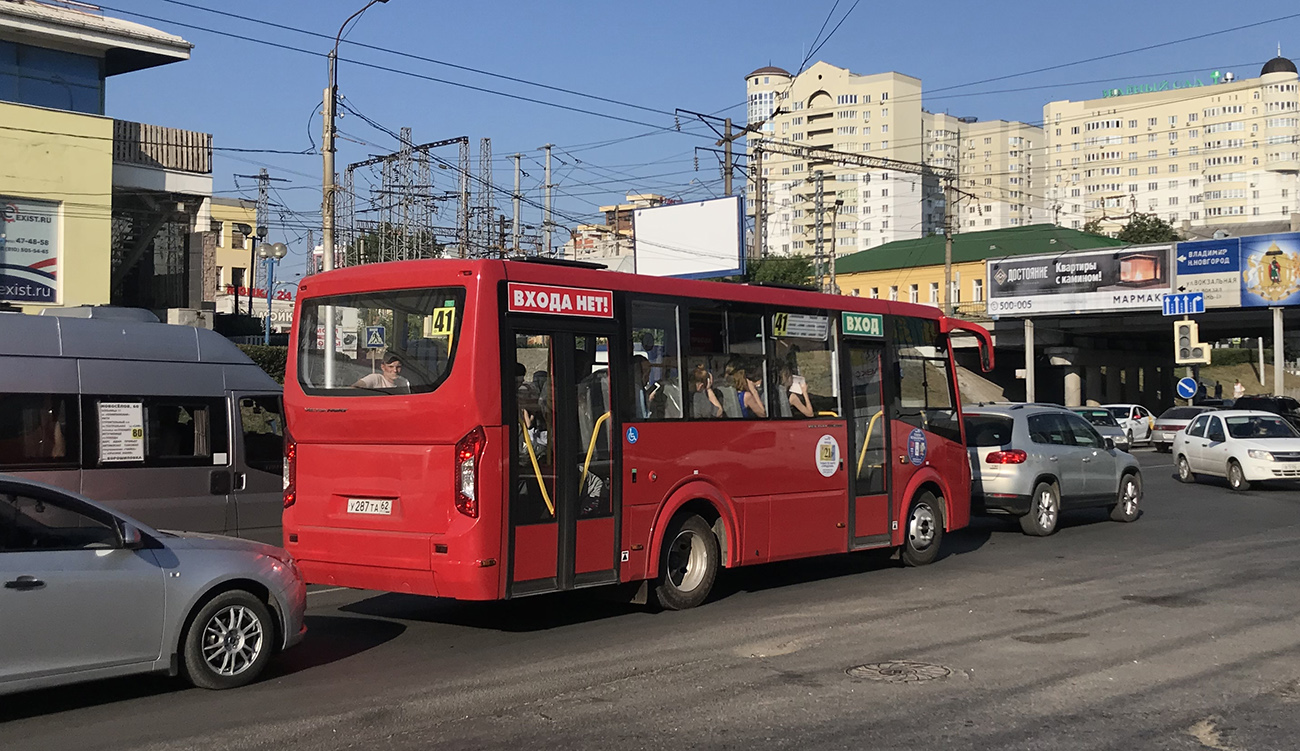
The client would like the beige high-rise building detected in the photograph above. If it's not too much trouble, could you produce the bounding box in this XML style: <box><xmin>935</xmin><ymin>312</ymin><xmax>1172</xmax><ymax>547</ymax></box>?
<box><xmin>745</xmin><ymin>62</ymin><xmax>936</xmax><ymax>258</ymax></box>
<box><xmin>744</xmin><ymin>62</ymin><xmax>1045</xmax><ymax>260</ymax></box>
<box><xmin>1044</xmin><ymin>55</ymin><xmax>1299</xmax><ymax>233</ymax></box>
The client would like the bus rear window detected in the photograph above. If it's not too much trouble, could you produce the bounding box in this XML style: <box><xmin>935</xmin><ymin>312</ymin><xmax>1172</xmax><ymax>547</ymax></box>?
<box><xmin>297</xmin><ymin>287</ymin><xmax>465</xmax><ymax>396</ymax></box>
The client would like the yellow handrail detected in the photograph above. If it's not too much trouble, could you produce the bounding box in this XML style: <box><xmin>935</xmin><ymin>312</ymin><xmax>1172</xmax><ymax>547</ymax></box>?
<box><xmin>580</xmin><ymin>412</ymin><xmax>611</xmax><ymax>491</ymax></box>
<box><xmin>856</xmin><ymin>410</ymin><xmax>884</xmax><ymax>475</ymax></box>
<box><xmin>520</xmin><ymin>411</ymin><xmax>555</xmax><ymax>516</ymax></box>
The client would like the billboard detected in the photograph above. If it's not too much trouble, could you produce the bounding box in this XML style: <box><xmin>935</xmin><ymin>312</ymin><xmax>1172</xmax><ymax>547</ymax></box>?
<box><xmin>632</xmin><ymin>195</ymin><xmax>743</xmax><ymax>279</ymax></box>
<box><xmin>0</xmin><ymin>196</ymin><xmax>60</xmax><ymax>304</ymax></box>
<box><xmin>1241</xmin><ymin>233</ymin><xmax>1300</xmax><ymax>307</ymax></box>
<box><xmin>1173</xmin><ymin>232</ymin><xmax>1300</xmax><ymax>309</ymax></box>
<box><xmin>986</xmin><ymin>245</ymin><xmax>1172</xmax><ymax>316</ymax></box>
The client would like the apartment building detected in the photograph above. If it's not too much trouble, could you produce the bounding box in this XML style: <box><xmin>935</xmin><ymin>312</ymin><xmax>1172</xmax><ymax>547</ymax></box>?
<box><xmin>745</xmin><ymin>62</ymin><xmax>934</xmax><ymax>258</ymax></box>
<box><xmin>744</xmin><ymin>62</ymin><xmax>1045</xmax><ymax>260</ymax></box>
<box><xmin>1044</xmin><ymin>55</ymin><xmax>1300</xmax><ymax>233</ymax></box>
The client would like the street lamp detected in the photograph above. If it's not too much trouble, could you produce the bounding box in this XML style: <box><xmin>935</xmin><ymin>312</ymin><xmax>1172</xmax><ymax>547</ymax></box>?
<box><xmin>257</xmin><ymin>242</ymin><xmax>288</xmax><ymax>345</ymax></box>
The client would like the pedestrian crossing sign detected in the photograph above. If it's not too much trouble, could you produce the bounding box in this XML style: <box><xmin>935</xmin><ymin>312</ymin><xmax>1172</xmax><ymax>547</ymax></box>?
<box><xmin>365</xmin><ymin>326</ymin><xmax>385</xmax><ymax>348</ymax></box>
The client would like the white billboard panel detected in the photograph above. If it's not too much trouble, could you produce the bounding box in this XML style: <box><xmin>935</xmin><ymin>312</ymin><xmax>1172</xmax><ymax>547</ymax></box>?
<box><xmin>986</xmin><ymin>244</ymin><xmax>1173</xmax><ymax>316</ymax></box>
<box><xmin>632</xmin><ymin>196</ymin><xmax>743</xmax><ymax>278</ymax></box>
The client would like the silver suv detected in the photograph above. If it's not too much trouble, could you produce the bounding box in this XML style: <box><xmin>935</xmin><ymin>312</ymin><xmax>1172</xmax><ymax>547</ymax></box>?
<box><xmin>964</xmin><ymin>404</ymin><xmax>1143</xmax><ymax>536</ymax></box>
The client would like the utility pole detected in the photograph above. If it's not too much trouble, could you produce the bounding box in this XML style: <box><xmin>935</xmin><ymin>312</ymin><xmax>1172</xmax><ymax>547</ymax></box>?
<box><xmin>829</xmin><ymin>199</ymin><xmax>843</xmax><ymax>294</ymax></box>
<box><xmin>253</xmin><ymin>169</ymin><xmax>269</xmax><ymax>316</ymax></box>
<box><xmin>943</xmin><ymin>175</ymin><xmax>954</xmax><ymax>316</ymax></box>
<box><xmin>813</xmin><ymin>169</ymin><xmax>825</xmax><ymax>292</ymax></box>
<box><xmin>512</xmin><ymin>153</ymin><xmax>522</xmax><ymax>254</ymax></box>
<box><xmin>723</xmin><ymin>118</ymin><xmax>733</xmax><ymax>196</ymax></box>
<box><xmin>540</xmin><ymin>143</ymin><xmax>553</xmax><ymax>256</ymax></box>
<box><xmin>753</xmin><ymin>146</ymin><xmax>765</xmax><ymax>258</ymax></box>
<box><xmin>498</xmin><ymin>214</ymin><xmax>507</xmax><ymax>259</ymax></box>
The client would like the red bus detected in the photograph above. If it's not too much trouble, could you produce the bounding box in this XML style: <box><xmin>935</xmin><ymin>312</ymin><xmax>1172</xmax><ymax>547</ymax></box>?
<box><xmin>283</xmin><ymin>258</ymin><xmax>993</xmax><ymax>609</ymax></box>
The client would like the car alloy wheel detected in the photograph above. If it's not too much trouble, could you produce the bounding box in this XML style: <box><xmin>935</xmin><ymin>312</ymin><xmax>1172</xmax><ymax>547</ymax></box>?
<box><xmin>201</xmin><ymin>604</ymin><xmax>265</xmax><ymax>678</ymax></box>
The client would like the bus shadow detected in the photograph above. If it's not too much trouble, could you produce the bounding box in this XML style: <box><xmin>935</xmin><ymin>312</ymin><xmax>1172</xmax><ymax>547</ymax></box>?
<box><xmin>262</xmin><ymin>614</ymin><xmax>406</xmax><ymax>679</ymax></box>
<box><xmin>0</xmin><ymin>615</ymin><xmax>403</xmax><ymax>722</ymax></box>
<box><xmin>340</xmin><ymin>591</ymin><xmax>646</xmax><ymax>632</ymax></box>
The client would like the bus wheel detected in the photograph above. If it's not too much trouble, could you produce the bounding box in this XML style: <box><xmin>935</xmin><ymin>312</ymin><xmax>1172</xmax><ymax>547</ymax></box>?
<box><xmin>900</xmin><ymin>492</ymin><xmax>944</xmax><ymax>567</ymax></box>
<box><xmin>654</xmin><ymin>514</ymin><xmax>720</xmax><ymax>610</ymax></box>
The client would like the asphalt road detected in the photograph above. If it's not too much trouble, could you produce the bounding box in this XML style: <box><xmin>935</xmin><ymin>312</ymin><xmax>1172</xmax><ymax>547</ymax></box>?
<box><xmin>5</xmin><ymin>450</ymin><xmax>1300</xmax><ymax>751</ymax></box>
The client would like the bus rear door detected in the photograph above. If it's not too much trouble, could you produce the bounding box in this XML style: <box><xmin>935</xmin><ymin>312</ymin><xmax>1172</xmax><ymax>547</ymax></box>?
<box><xmin>505</xmin><ymin>316</ymin><xmax>620</xmax><ymax>597</ymax></box>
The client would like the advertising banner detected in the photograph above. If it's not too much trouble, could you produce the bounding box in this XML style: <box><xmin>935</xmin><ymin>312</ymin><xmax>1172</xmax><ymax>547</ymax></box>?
<box><xmin>1173</xmin><ymin>238</ymin><xmax>1242</xmax><ymax>308</ymax></box>
<box><xmin>0</xmin><ymin>196</ymin><xmax>60</xmax><ymax>304</ymax></box>
<box><xmin>986</xmin><ymin>245</ymin><xmax>1172</xmax><ymax>316</ymax></box>
<box><xmin>1240</xmin><ymin>233</ymin><xmax>1300</xmax><ymax>308</ymax></box>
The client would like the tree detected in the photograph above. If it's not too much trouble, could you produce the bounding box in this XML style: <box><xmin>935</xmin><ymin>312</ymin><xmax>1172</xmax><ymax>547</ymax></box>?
<box><xmin>1115</xmin><ymin>212</ymin><xmax>1181</xmax><ymax>244</ymax></box>
<box><xmin>743</xmin><ymin>256</ymin><xmax>814</xmax><ymax>287</ymax></box>
<box><xmin>1081</xmin><ymin>218</ymin><xmax>1106</xmax><ymax>236</ymax></box>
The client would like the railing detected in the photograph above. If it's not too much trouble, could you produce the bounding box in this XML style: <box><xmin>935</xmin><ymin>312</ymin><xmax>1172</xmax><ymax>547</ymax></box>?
<box><xmin>113</xmin><ymin>120</ymin><xmax>212</xmax><ymax>174</ymax></box>
<box><xmin>952</xmin><ymin>301</ymin><xmax>991</xmax><ymax>320</ymax></box>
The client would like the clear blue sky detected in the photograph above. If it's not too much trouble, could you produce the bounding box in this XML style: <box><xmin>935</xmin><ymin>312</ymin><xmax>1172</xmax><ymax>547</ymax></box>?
<box><xmin>100</xmin><ymin>0</ymin><xmax>1300</xmax><ymax>276</ymax></box>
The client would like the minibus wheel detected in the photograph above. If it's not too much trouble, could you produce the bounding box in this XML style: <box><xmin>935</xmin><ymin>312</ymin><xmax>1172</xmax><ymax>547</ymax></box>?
<box><xmin>654</xmin><ymin>513</ymin><xmax>720</xmax><ymax>610</ymax></box>
<box><xmin>900</xmin><ymin>492</ymin><xmax>944</xmax><ymax>567</ymax></box>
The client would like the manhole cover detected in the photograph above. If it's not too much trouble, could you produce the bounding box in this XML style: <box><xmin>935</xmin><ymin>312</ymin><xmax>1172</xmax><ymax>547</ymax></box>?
<box><xmin>846</xmin><ymin>661</ymin><xmax>951</xmax><ymax>683</ymax></box>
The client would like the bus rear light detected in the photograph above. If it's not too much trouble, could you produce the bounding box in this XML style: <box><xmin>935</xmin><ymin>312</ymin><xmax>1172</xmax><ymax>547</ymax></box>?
<box><xmin>283</xmin><ymin>433</ymin><xmax>297</xmax><ymax>508</ymax></box>
<box><xmin>455</xmin><ymin>426</ymin><xmax>487</xmax><ymax>518</ymax></box>
<box><xmin>985</xmin><ymin>449</ymin><xmax>1028</xmax><ymax>464</ymax></box>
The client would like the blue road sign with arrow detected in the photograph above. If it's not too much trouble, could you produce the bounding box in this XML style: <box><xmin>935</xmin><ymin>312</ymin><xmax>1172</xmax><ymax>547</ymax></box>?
<box><xmin>1162</xmin><ymin>292</ymin><xmax>1204</xmax><ymax>316</ymax></box>
<box><xmin>1176</xmin><ymin>377</ymin><xmax>1199</xmax><ymax>400</ymax></box>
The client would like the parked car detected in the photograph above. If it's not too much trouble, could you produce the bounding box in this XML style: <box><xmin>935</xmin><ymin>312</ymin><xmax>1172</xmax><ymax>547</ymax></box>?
<box><xmin>1102</xmin><ymin>403</ymin><xmax>1157</xmax><ymax>447</ymax></box>
<box><xmin>1173</xmin><ymin>410</ymin><xmax>1300</xmax><ymax>491</ymax></box>
<box><xmin>1071</xmin><ymin>408</ymin><xmax>1131</xmax><ymax>452</ymax></box>
<box><xmin>1151</xmin><ymin>406</ymin><xmax>1214</xmax><ymax>453</ymax></box>
<box><xmin>1230</xmin><ymin>395</ymin><xmax>1300</xmax><ymax>431</ymax></box>
<box><xmin>0</xmin><ymin>476</ymin><xmax>305</xmax><ymax>696</ymax></box>
<box><xmin>964</xmin><ymin>404</ymin><xmax>1142</xmax><ymax>536</ymax></box>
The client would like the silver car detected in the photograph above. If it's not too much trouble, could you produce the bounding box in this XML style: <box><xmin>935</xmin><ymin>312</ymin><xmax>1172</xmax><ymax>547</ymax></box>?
<box><xmin>1151</xmin><ymin>406</ymin><xmax>1213</xmax><ymax>453</ymax></box>
<box><xmin>0</xmin><ymin>476</ymin><xmax>305</xmax><ymax>696</ymax></box>
<box><xmin>1071</xmin><ymin>407</ymin><xmax>1131</xmax><ymax>452</ymax></box>
<box><xmin>965</xmin><ymin>404</ymin><xmax>1142</xmax><ymax>536</ymax></box>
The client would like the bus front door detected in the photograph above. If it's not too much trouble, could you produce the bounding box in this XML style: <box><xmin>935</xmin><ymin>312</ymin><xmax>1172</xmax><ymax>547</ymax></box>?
<box><xmin>508</xmin><ymin>328</ymin><xmax>619</xmax><ymax>597</ymax></box>
<box><xmin>843</xmin><ymin>340</ymin><xmax>892</xmax><ymax>547</ymax></box>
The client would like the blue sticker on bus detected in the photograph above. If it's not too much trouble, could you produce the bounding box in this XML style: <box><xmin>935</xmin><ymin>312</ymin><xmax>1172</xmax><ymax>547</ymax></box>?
<box><xmin>626</xmin><ymin>426</ymin><xmax>639</xmax><ymax>444</ymax></box>
<box><xmin>907</xmin><ymin>428</ymin><xmax>927</xmax><ymax>466</ymax></box>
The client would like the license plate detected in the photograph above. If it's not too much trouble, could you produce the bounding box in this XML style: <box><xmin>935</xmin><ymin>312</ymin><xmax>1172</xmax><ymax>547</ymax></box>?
<box><xmin>347</xmin><ymin>498</ymin><xmax>393</xmax><ymax>515</ymax></box>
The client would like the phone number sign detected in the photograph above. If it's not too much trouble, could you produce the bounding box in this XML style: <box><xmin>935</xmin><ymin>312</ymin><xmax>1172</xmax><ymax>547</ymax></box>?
<box><xmin>1</xmin><ymin>196</ymin><xmax>60</xmax><ymax>304</ymax></box>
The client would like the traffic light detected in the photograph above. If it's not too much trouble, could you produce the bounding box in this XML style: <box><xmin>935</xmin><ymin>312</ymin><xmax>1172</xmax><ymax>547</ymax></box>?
<box><xmin>1173</xmin><ymin>320</ymin><xmax>1211</xmax><ymax>364</ymax></box>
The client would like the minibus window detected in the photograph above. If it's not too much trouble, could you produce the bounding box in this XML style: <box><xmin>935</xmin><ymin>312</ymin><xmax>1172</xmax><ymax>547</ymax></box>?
<box><xmin>0</xmin><ymin>394</ymin><xmax>79</xmax><ymax>470</ymax></box>
<box><xmin>297</xmin><ymin>287</ymin><xmax>465</xmax><ymax>397</ymax></box>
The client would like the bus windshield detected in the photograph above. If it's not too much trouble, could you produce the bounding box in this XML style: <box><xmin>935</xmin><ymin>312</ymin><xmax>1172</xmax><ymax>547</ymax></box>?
<box><xmin>296</xmin><ymin>287</ymin><xmax>465</xmax><ymax>396</ymax></box>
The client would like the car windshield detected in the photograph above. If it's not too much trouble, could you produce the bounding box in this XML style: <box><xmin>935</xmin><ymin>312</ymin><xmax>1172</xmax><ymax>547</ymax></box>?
<box><xmin>1106</xmin><ymin>407</ymin><xmax>1129</xmax><ymax>419</ymax></box>
<box><xmin>1074</xmin><ymin>409</ymin><xmax>1118</xmax><ymax>427</ymax></box>
<box><xmin>1224</xmin><ymin>416</ymin><xmax>1298</xmax><ymax>439</ymax></box>
<box><xmin>964</xmin><ymin>415</ymin><xmax>1013</xmax><ymax>447</ymax></box>
<box><xmin>1160</xmin><ymin>407</ymin><xmax>1205</xmax><ymax>420</ymax></box>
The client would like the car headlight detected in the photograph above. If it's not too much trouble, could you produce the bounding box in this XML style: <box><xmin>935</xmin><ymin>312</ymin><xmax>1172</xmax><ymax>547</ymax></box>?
<box><xmin>1247</xmin><ymin>450</ymin><xmax>1275</xmax><ymax>461</ymax></box>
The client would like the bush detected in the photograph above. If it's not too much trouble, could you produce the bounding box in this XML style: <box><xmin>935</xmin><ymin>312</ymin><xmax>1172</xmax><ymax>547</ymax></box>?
<box><xmin>1211</xmin><ymin>348</ymin><xmax>1273</xmax><ymax>366</ymax></box>
<box><xmin>237</xmin><ymin>345</ymin><xmax>288</xmax><ymax>384</ymax></box>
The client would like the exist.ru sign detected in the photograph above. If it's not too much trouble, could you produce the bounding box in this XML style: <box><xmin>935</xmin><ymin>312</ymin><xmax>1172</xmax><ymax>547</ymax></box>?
<box><xmin>1101</xmin><ymin>72</ymin><xmax>1222</xmax><ymax>99</ymax></box>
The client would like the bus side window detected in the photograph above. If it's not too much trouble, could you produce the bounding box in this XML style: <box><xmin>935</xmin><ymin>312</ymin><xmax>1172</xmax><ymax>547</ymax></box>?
<box><xmin>770</xmin><ymin>311</ymin><xmax>838</xmax><ymax>419</ymax></box>
<box><xmin>684</xmin><ymin>305</ymin><xmax>735</xmax><ymax>419</ymax></box>
<box><xmin>628</xmin><ymin>300</ymin><xmax>683</xmax><ymax>421</ymax></box>
<box><xmin>889</xmin><ymin>318</ymin><xmax>959</xmax><ymax>443</ymax></box>
<box><xmin>0</xmin><ymin>394</ymin><xmax>80</xmax><ymax>470</ymax></box>
<box><xmin>239</xmin><ymin>395</ymin><xmax>284</xmax><ymax>475</ymax></box>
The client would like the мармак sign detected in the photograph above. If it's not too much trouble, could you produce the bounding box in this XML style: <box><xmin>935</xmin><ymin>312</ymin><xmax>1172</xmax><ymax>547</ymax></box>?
<box><xmin>987</xmin><ymin>245</ymin><xmax>1173</xmax><ymax>316</ymax></box>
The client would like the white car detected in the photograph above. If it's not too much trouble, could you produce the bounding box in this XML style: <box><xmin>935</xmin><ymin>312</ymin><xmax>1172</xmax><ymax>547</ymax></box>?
<box><xmin>1173</xmin><ymin>410</ymin><xmax>1300</xmax><ymax>491</ymax></box>
<box><xmin>1103</xmin><ymin>403</ymin><xmax>1157</xmax><ymax>446</ymax></box>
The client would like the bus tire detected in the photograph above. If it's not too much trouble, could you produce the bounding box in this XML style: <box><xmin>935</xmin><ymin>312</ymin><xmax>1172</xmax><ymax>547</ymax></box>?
<box><xmin>653</xmin><ymin>513</ymin><xmax>719</xmax><ymax>611</ymax></box>
<box><xmin>900</xmin><ymin>491</ymin><xmax>944</xmax><ymax>567</ymax></box>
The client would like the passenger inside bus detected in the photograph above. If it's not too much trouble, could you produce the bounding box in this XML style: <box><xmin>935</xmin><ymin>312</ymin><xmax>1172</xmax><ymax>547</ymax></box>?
<box><xmin>689</xmin><ymin>364</ymin><xmax>724</xmax><ymax>418</ymax></box>
<box><xmin>737</xmin><ymin>361</ymin><xmax>768</xmax><ymax>419</ymax></box>
<box><xmin>778</xmin><ymin>363</ymin><xmax>815</xmax><ymax>418</ymax></box>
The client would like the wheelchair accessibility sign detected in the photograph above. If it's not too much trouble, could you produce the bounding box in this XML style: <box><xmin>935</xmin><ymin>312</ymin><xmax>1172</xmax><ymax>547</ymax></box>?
<box><xmin>365</xmin><ymin>326</ymin><xmax>385</xmax><ymax>348</ymax></box>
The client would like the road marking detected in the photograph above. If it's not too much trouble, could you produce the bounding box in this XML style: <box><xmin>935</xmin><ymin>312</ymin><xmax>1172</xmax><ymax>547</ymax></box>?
<box><xmin>1145</xmin><ymin>463</ymin><xmax>1173</xmax><ymax>468</ymax></box>
<box><xmin>306</xmin><ymin>586</ymin><xmax>350</xmax><ymax>596</ymax></box>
